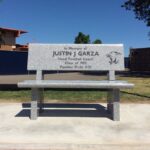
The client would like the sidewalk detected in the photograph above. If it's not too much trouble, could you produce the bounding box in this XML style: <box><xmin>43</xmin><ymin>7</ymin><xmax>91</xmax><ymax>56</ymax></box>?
<box><xmin>0</xmin><ymin>72</ymin><xmax>105</xmax><ymax>84</ymax></box>
<box><xmin>0</xmin><ymin>103</ymin><xmax>150</xmax><ymax>149</ymax></box>
<box><xmin>0</xmin><ymin>72</ymin><xmax>106</xmax><ymax>90</ymax></box>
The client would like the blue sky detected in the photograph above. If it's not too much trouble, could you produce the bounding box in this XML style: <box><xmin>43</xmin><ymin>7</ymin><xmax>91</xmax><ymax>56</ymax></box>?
<box><xmin>0</xmin><ymin>0</ymin><xmax>149</xmax><ymax>56</ymax></box>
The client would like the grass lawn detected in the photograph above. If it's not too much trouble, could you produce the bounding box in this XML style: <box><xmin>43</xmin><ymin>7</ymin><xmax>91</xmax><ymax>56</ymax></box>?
<box><xmin>0</xmin><ymin>75</ymin><xmax>149</xmax><ymax>103</ymax></box>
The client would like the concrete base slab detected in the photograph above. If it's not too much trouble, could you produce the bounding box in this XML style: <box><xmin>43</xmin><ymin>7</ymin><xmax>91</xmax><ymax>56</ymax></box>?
<box><xmin>0</xmin><ymin>103</ymin><xmax>150</xmax><ymax>149</ymax></box>
<box><xmin>0</xmin><ymin>143</ymin><xmax>150</xmax><ymax>150</ymax></box>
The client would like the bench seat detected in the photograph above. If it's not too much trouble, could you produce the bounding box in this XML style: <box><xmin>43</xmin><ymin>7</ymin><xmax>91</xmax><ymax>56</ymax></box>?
<box><xmin>18</xmin><ymin>80</ymin><xmax>134</xmax><ymax>89</ymax></box>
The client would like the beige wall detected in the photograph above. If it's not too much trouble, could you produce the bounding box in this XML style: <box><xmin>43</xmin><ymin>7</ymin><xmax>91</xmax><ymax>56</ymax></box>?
<box><xmin>0</xmin><ymin>45</ymin><xmax>13</xmax><ymax>50</ymax></box>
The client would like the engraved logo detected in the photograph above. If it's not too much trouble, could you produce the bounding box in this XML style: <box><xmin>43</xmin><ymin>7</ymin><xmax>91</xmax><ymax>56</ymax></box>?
<box><xmin>106</xmin><ymin>51</ymin><xmax>121</xmax><ymax>65</ymax></box>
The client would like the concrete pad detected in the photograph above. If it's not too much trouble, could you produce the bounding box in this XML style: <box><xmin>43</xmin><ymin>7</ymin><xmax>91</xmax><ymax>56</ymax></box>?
<box><xmin>0</xmin><ymin>103</ymin><xmax>150</xmax><ymax>150</ymax></box>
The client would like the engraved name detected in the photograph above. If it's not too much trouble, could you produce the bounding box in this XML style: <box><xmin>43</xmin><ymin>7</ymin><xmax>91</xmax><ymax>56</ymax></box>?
<box><xmin>52</xmin><ymin>51</ymin><xmax>99</xmax><ymax>57</ymax></box>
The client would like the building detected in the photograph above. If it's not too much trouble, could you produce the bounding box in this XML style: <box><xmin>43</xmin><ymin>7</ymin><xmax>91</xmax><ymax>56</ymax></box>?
<box><xmin>124</xmin><ymin>57</ymin><xmax>129</xmax><ymax>68</ymax></box>
<box><xmin>0</xmin><ymin>27</ymin><xmax>28</xmax><ymax>74</ymax></box>
<box><xmin>130</xmin><ymin>47</ymin><xmax>150</xmax><ymax>72</ymax></box>
<box><xmin>0</xmin><ymin>27</ymin><xmax>28</xmax><ymax>51</ymax></box>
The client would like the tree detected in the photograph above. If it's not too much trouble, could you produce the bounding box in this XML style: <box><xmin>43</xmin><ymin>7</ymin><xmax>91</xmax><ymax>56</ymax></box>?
<box><xmin>122</xmin><ymin>0</ymin><xmax>150</xmax><ymax>26</ymax></box>
<box><xmin>74</xmin><ymin>32</ymin><xmax>102</xmax><ymax>44</ymax></box>
<box><xmin>74</xmin><ymin>32</ymin><xmax>90</xmax><ymax>44</ymax></box>
<box><xmin>93</xmin><ymin>39</ymin><xmax>102</xmax><ymax>44</ymax></box>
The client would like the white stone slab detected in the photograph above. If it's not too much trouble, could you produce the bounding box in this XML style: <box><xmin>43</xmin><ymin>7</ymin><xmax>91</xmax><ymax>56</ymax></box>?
<box><xmin>28</xmin><ymin>44</ymin><xmax>125</xmax><ymax>71</ymax></box>
<box><xmin>18</xmin><ymin>80</ymin><xmax>134</xmax><ymax>89</ymax></box>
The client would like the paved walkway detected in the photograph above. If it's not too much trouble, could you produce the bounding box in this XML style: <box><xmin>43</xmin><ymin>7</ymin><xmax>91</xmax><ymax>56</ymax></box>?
<box><xmin>0</xmin><ymin>103</ymin><xmax>150</xmax><ymax>149</ymax></box>
<box><xmin>0</xmin><ymin>72</ymin><xmax>105</xmax><ymax>84</ymax></box>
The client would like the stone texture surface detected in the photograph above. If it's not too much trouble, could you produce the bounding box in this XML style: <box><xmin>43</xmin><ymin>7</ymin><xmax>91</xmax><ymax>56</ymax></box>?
<box><xmin>18</xmin><ymin>80</ymin><xmax>134</xmax><ymax>88</ymax></box>
<box><xmin>0</xmin><ymin>103</ymin><xmax>150</xmax><ymax>149</ymax></box>
<box><xmin>28</xmin><ymin>44</ymin><xmax>124</xmax><ymax>71</ymax></box>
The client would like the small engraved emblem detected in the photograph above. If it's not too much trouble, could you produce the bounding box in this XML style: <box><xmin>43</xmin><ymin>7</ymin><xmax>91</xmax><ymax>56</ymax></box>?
<box><xmin>106</xmin><ymin>51</ymin><xmax>121</xmax><ymax>65</ymax></box>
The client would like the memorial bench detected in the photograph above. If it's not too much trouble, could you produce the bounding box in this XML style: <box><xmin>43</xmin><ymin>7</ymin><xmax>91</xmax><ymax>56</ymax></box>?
<box><xmin>18</xmin><ymin>44</ymin><xmax>134</xmax><ymax>121</ymax></box>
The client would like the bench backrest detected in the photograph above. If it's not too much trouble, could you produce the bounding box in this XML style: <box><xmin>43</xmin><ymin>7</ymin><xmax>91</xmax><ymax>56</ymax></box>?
<box><xmin>28</xmin><ymin>44</ymin><xmax>125</xmax><ymax>80</ymax></box>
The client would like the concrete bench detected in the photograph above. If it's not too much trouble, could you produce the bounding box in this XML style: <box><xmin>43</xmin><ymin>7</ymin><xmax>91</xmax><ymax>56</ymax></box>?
<box><xmin>18</xmin><ymin>44</ymin><xmax>134</xmax><ymax>121</ymax></box>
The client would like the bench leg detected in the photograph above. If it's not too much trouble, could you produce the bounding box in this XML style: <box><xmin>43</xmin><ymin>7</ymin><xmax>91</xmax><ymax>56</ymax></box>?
<box><xmin>31</xmin><ymin>88</ymin><xmax>40</xmax><ymax>120</ymax></box>
<box><xmin>112</xmin><ymin>89</ymin><xmax>120</xmax><ymax>121</ymax></box>
<box><xmin>107</xmin><ymin>89</ymin><xmax>120</xmax><ymax>121</ymax></box>
<box><xmin>107</xmin><ymin>90</ymin><xmax>113</xmax><ymax>114</ymax></box>
<box><xmin>38</xmin><ymin>88</ymin><xmax>44</xmax><ymax>113</ymax></box>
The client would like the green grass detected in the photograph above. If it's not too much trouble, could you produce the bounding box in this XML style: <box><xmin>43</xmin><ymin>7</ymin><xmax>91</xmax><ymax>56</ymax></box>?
<box><xmin>44</xmin><ymin>90</ymin><xmax>107</xmax><ymax>102</ymax></box>
<box><xmin>0</xmin><ymin>76</ymin><xmax>149</xmax><ymax>103</ymax></box>
<box><xmin>0</xmin><ymin>90</ymin><xmax>107</xmax><ymax>103</ymax></box>
<box><xmin>118</xmin><ymin>76</ymin><xmax>150</xmax><ymax>103</ymax></box>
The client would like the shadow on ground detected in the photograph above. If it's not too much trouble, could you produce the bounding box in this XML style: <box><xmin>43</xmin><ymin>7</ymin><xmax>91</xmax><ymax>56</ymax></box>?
<box><xmin>15</xmin><ymin>103</ymin><xmax>112</xmax><ymax>120</ymax></box>
<box><xmin>121</xmin><ymin>91</ymin><xmax>150</xmax><ymax>99</ymax></box>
